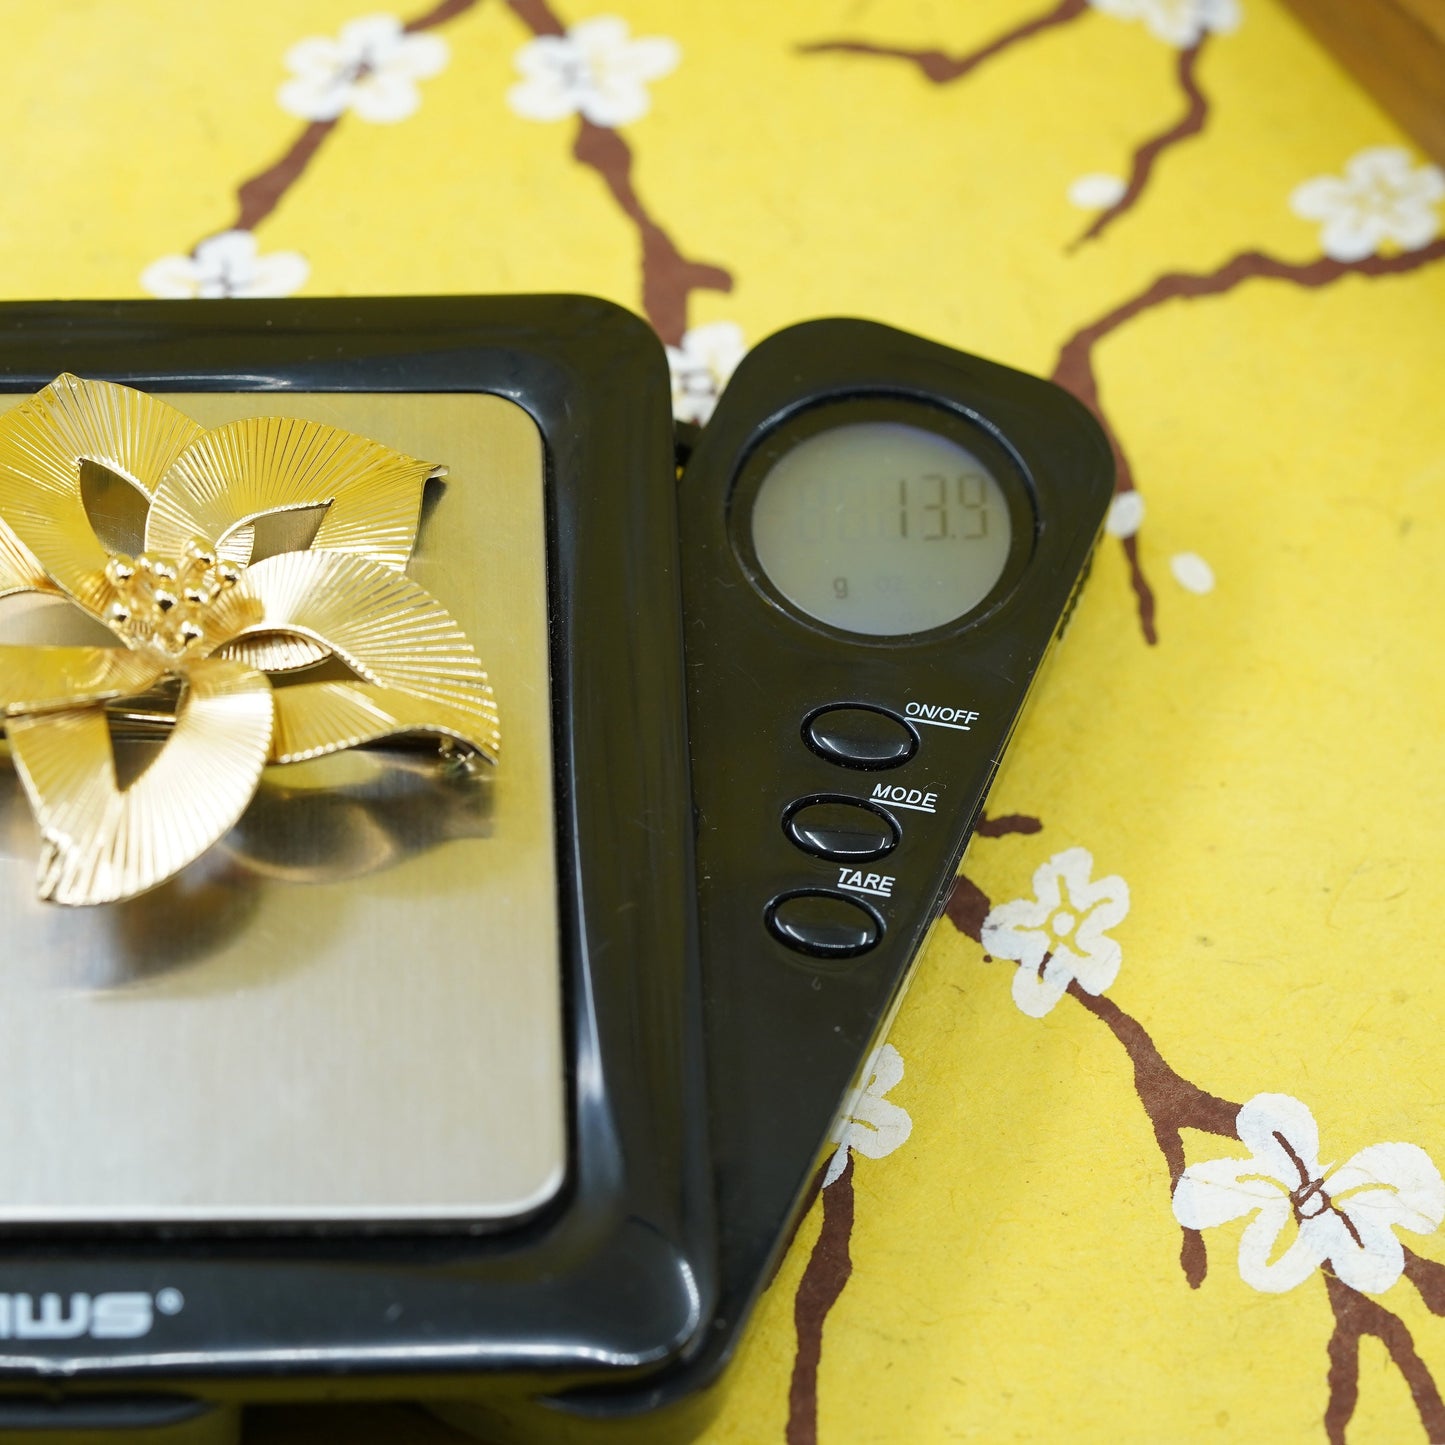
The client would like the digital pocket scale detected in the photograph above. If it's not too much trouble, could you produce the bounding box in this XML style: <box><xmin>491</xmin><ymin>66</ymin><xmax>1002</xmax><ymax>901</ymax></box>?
<box><xmin>0</xmin><ymin>298</ymin><xmax>1112</xmax><ymax>1443</ymax></box>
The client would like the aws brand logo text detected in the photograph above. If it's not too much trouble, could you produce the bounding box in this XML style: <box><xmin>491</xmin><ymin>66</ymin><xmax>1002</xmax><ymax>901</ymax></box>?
<box><xmin>0</xmin><ymin>1288</ymin><xmax>184</xmax><ymax>1340</ymax></box>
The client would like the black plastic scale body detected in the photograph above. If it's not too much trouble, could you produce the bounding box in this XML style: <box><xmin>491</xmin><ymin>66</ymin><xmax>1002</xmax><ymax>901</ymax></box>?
<box><xmin>0</xmin><ymin>300</ymin><xmax>1111</xmax><ymax>1443</ymax></box>
<box><xmin>668</xmin><ymin>320</ymin><xmax>1113</xmax><ymax>1426</ymax></box>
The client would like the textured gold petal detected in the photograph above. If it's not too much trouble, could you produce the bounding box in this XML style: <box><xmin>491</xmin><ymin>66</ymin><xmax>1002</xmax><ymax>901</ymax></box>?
<box><xmin>146</xmin><ymin>416</ymin><xmax>442</xmax><ymax>570</ymax></box>
<box><xmin>0</xmin><ymin>523</ymin><xmax>53</xmax><ymax>601</ymax></box>
<box><xmin>0</xmin><ymin>376</ymin><xmax>205</xmax><ymax>614</ymax></box>
<box><xmin>205</xmin><ymin>550</ymin><xmax>498</xmax><ymax>762</ymax></box>
<box><xmin>270</xmin><ymin>681</ymin><xmax>501</xmax><ymax>764</ymax></box>
<box><xmin>220</xmin><ymin>633</ymin><xmax>331</xmax><ymax>673</ymax></box>
<box><xmin>0</xmin><ymin>645</ymin><xmax>165</xmax><ymax>716</ymax></box>
<box><xmin>5</xmin><ymin>660</ymin><xmax>273</xmax><ymax>905</ymax></box>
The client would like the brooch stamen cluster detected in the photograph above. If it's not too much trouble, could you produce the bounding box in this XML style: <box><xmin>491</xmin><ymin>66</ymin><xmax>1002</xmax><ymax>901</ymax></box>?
<box><xmin>104</xmin><ymin>542</ymin><xmax>243</xmax><ymax>659</ymax></box>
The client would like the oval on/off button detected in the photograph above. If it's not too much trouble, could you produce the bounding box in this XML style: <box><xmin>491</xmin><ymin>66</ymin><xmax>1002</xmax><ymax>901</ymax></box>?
<box><xmin>766</xmin><ymin>891</ymin><xmax>882</xmax><ymax>958</ymax></box>
<box><xmin>805</xmin><ymin>705</ymin><xmax>917</xmax><ymax>770</ymax></box>
<box><xmin>785</xmin><ymin>798</ymin><xmax>898</xmax><ymax>862</ymax></box>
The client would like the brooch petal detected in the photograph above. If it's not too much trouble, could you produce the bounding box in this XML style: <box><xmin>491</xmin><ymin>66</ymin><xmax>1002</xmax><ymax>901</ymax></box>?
<box><xmin>0</xmin><ymin>525</ymin><xmax>52</xmax><ymax>602</ymax></box>
<box><xmin>204</xmin><ymin>549</ymin><xmax>499</xmax><ymax>764</ymax></box>
<box><xmin>0</xmin><ymin>645</ymin><xmax>166</xmax><ymax>715</ymax></box>
<box><xmin>146</xmin><ymin>415</ymin><xmax>442</xmax><ymax>570</ymax></box>
<box><xmin>5</xmin><ymin>659</ymin><xmax>274</xmax><ymax>905</ymax></box>
<box><xmin>268</xmin><ymin>683</ymin><xmax>497</xmax><ymax>766</ymax></box>
<box><xmin>0</xmin><ymin>376</ymin><xmax>206</xmax><ymax>616</ymax></box>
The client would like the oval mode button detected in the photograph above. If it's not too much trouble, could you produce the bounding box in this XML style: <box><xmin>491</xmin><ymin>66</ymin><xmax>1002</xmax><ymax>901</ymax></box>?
<box><xmin>784</xmin><ymin>798</ymin><xmax>898</xmax><ymax>862</ymax></box>
<box><xmin>766</xmin><ymin>891</ymin><xmax>882</xmax><ymax>958</ymax></box>
<box><xmin>804</xmin><ymin>705</ymin><xmax>917</xmax><ymax>770</ymax></box>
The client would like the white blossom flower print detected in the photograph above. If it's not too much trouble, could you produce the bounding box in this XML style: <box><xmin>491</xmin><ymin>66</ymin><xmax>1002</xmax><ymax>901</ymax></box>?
<box><xmin>1105</xmin><ymin>490</ymin><xmax>1145</xmax><ymax>538</ymax></box>
<box><xmin>1291</xmin><ymin>147</ymin><xmax>1445</xmax><ymax>262</ymax></box>
<box><xmin>666</xmin><ymin>322</ymin><xmax>747</xmax><ymax>425</ymax></box>
<box><xmin>981</xmin><ymin>847</ymin><xmax>1130</xmax><ymax>1018</ymax></box>
<box><xmin>508</xmin><ymin>16</ymin><xmax>680</xmax><ymax>128</ymax></box>
<box><xmin>1173</xmin><ymin>1094</ymin><xmax>1445</xmax><ymax>1294</ymax></box>
<box><xmin>278</xmin><ymin>14</ymin><xmax>448</xmax><ymax>124</ymax></box>
<box><xmin>1170</xmin><ymin>551</ymin><xmax>1215</xmax><ymax>594</ymax></box>
<box><xmin>1087</xmin><ymin>0</ymin><xmax>1241</xmax><ymax>47</ymax></box>
<box><xmin>140</xmin><ymin>231</ymin><xmax>309</xmax><ymax>300</ymax></box>
<box><xmin>823</xmin><ymin>1042</ymin><xmax>912</xmax><ymax>1187</ymax></box>
<box><xmin>1067</xmin><ymin>173</ymin><xmax>1127</xmax><ymax>211</ymax></box>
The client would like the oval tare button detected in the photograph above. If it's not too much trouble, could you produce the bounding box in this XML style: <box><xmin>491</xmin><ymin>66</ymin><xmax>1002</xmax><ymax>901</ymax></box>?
<box><xmin>804</xmin><ymin>705</ymin><xmax>917</xmax><ymax>770</ymax></box>
<box><xmin>765</xmin><ymin>891</ymin><xmax>882</xmax><ymax>958</ymax></box>
<box><xmin>784</xmin><ymin>798</ymin><xmax>898</xmax><ymax>862</ymax></box>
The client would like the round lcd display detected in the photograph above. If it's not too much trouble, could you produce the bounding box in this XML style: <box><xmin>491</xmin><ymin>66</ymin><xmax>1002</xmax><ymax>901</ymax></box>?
<box><xmin>749</xmin><ymin>420</ymin><xmax>1013</xmax><ymax>636</ymax></box>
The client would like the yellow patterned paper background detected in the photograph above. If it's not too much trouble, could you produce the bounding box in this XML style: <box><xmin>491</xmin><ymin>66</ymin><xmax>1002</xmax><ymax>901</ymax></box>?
<box><xmin>3</xmin><ymin>2</ymin><xmax>1444</xmax><ymax>1441</ymax></box>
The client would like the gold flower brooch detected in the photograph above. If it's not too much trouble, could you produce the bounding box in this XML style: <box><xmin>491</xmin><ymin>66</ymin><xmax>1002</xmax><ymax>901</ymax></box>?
<box><xmin>0</xmin><ymin>376</ymin><xmax>499</xmax><ymax>906</ymax></box>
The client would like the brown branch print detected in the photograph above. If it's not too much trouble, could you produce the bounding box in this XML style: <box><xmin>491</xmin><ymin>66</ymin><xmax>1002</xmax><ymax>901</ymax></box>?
<box><xmin>1069</xmin><ymin>38</ymin><xmax>1212</xmax><ymax>250</ymax></box>
<box><xmin>944</xmin><ymin>870</ymin><xmax>993</xmax><ymax>942</ymax></box>
<box><xmin>214</xmin><ymin>0</ymin><xmax>481</xmax><ymax>243</ymax></box>
<box><xmin>504</xmin><ymin>0</ymin><xmax>733</xmax><ymax>345</ymax></box>
<box><xmin>944</xmin><ymin>864</ymin><xmax>1445</xmax><ymax>1441</ymax></box>
<box><xmin>1406</xmin><ymin>1248</ymin><xmax>1445</xmax><ymax>1314</ymax></box>
<box><xmin>1324</xmin><ymin>1271</ymin><xmax>1445</xmax><ymax>1445</ymax></box>
<box><xmin>798</xmin><ymin>0</ymin><xmax>1088</xmax><ymax>86</ymax></box>
<box><xmin>786</xmin><ymin>1151</ymin><xmax>856</xmax><ymax>1445</ymax></box>
<box><xmin>1051</xmin><ymin>238</ymin><xmax>1445</xmax><ymax>644</ymax></box>
<box><xmin>1068</xmin><ymin>982</ymin><xmax>1238</xmax><ymax>1285</ymax></box>
<box><xmin>802</xmin><ymin>2</ymin><xmax>1210</xmax><ymax>249</ymax></box>
<box><xmin>231</xmin><ymin>121</ymin><xmax>339</xmax><ymax>236</ymax></box>
<box><xmin>974</xmin><ymin>811</ymin><xmax>1044</xmax><ymax>838</ymax></box>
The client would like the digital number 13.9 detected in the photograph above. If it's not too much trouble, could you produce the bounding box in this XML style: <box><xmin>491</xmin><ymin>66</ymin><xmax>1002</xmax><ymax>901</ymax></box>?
<box><xmin>899</xmin><ymin>472</ymin><xmax>988</xmax><ymax>541</ymax></box>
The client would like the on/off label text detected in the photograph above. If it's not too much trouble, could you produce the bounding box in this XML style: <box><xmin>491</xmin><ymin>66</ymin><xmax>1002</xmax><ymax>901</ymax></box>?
<box><xmin>905</xmin><ymin>702</ymin><xmax>980</xmax><ymax>730</ymax></box>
